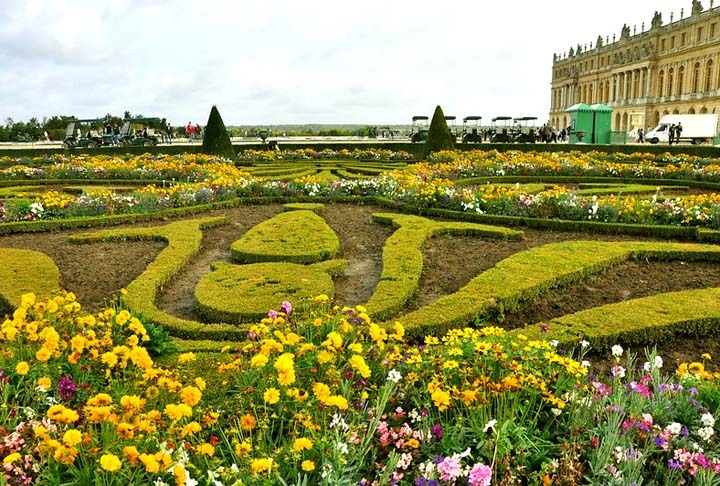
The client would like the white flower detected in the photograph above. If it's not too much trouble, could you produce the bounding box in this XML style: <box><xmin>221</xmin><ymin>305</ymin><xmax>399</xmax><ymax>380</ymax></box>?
<box><xmin>643</xmin><ymin>356</ymin><xmax>663</xmax><ymax>371</ymax></box>
<box><xmin>337</xmin><ymin>441</ymin><xmax>349</xmax><ymax>455</ymax></box>
<box><xmin>699</xmin><ymin>426</ymin><xmax>715</xmax><ymax>441</ymax></box>
<box><xmin>580</xmin><ymin>339</ymin><xmax>590</xmax><ymax>348</ymax></box>
<box><xmin>611</xmin><ymin>345</ymin><xmax>624</xmax><ymax>358</ymax></box>
<box><xmin>387</xmin><ymin>369</ymin><xmax>402</xmax><ymax>383</ymax></box>
<box><xmin>701</xmin><ymin>413</ymin><xmax>716</xmax><ymax>428</ymax></box>
<box><xmin>551</xmin><ymin>408</ymin><xmax>562</xmax><ymax>416</ymax></box>
<box><xmin>611</xmin><ymin>365</ymin><xmax>626</xmax><ymax>378</ymax></box>
<box><xmin>549</xmin><ymin>340</ymin><xmax>559</xmax><ymax>348</ymax></box>
<box><xmin>666</xmin><ymin>422</ymin><xmax>682</xmax><ymax>435</ymax></box>
<box><xmin>483</xmin><ymin>419</ymin><xmax>497</xmax><ymax>433</ymax></box>
<box><xmin>581</xmin><ymin>360</ymin><xmax>591</xmax><ymax>368</ymax></box>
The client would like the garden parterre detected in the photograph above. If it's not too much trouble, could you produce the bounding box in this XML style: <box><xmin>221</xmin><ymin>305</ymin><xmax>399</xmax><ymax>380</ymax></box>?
<box><xmin>4</xmin><ymin>149</ymin><xmax>720</xmax><ymax>484</ymax></box>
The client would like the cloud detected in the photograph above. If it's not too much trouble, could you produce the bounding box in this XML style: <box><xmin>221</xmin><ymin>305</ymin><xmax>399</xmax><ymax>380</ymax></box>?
<box><xmin>0</xmin><ymin>0</ymin><xmax>695</xmax><ymax>125</ymax></box>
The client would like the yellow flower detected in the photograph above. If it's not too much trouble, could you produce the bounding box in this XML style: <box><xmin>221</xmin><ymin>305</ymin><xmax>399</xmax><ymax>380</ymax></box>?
<box><xmin>702</xmin><ymin>353</ymin><xmax>712</xmax><ymax>360</ymax></box>
<box><xmin>3</xmin><ymin>452</ymin><xmax>21</xmax><ymax>464</ymax></box>
<box><xmin>47</xmin><ymin>404</ymin><xmax>79</xmax><ymax>424</ymax></box>
<box><xmin>173</xmin><ymin>463</ymin><xmax>187</xmax><ymax>486</ymax></box>
<box><xmin>180</xmin><ymin>386</ymin><xmax>202</xmax><ymax>407</ymax></box>
<box><xmin>293</xmin><ymin>437</ymin><xmax>314</xmax><ymax>452</ymax></box>
<box><xmin>196</xmin><ymin>443</ymin><xmax>215</xmax><ymax>456</ymax></box>
<box><xmin>250</xmin><ymin>458</ymin><xmax>273</xmax><ymax>475</ymax></box>
<box><xmin>239</xmin><ymin>413</ymin><xmax>257</xmax><ymax>431</ymax></box>
<box><xmin>325</xmin><ymin>395</ymin><xmax>349</xmax><ymax>410</ymax></box>
<box><xmin>99</xmin><ymin>453</ymin><xmax>122</xmax><ymax>472</ymax></box>
<box><xmin>164</xmin><ymin>403</ymin><xmax>193</xmax><ymax>421</ymax></box>
<box><xmin>139</xmin><ymin>453</ymin><xmax>160</xmax><ymax>473</ymax></box>
<box><xmin>250</xmin><ymin>353</ymin><xmax>269</xmax><ymax>368</ymax></box>
<box><xmin>62</xmin><ymin>429</ymin><xmax>83</xmax><ymax>447</ymax></box>
<box><xmin>301</xmin><ymin>460</ymin><xmax>315</xmax><ymax>471</ymax></box>
<box><xmin>180</xmin><ymin>421</ymin><xmax>203</xmax><ymax>438</ymax></box>
<box><xmin>123</xmin><ymin>446</ymin><xmax>140</xmax><ymax>466</ymax></box>
<box><xmin>15</xmin><ymin>361</ymin><xmax>30</xmax><ymax>376</ymax></box>
<box><xmin>235</xmin><ymin>441</ymin><xmax>252</xmax><ymax>457</ymax></box>
<box><xmin>101</xmin><ymin>352</ymin><xmax>118</xmax><ymax>368</ymax></box>
<box><xmin>263</xmin><ymin>387</ymin><xmax>280</xmax><ymax>404</ymax></box>
<box><xmin>178</xmin><ymin>352</ymin><xmax>196</xmax><ymax>364</ymax></box>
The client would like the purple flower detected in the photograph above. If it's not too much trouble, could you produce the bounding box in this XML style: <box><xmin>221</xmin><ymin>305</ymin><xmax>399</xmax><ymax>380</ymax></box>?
<box><xmin>58</xmin><ymin>375</ymin><xmax>77</xmax><ymax>401</ymax></box>
<box><xmin>280</xmin><ymin>301</ymin><xmax>292</xmax><ymax>315</ymax></box>
<box><xmin>267</xmin><ymin>309</ymin><xmax>278</xmax><ymax>319</ymax></box>
<box><xmin>430</xmin><ymin>423</ymin><xmax>444</xmax><ymax>440</ymax></box>
<box><xmin>668</xmin><ymin>459</ymin><xmax>683</xmax><ymax>469</ymax></box>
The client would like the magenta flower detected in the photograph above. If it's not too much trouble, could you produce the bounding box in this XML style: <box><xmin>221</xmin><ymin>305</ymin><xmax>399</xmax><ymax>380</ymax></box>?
<box><xmin>281</xmin><ymin>301</ymin><xmax>292</xmax><ymax>315</ymax></box>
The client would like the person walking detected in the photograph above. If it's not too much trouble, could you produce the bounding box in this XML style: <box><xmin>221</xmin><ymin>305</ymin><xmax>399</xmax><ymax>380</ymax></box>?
<box><xmin>166</xmin><ymin>122</ymin><xmax>173</xmax><ymax>144</ymax></box>
<box><xmin>669</xmin><ymin>124</ymin><xmax>676</xmax><ymax>145</ymax></box>
<box><xmin>637</xmin><ymin>128</ymin><xmax>644</xmax><ymax>143</ymax></box>
<box><xmin>186</xmin><ymin>122</ymin><xmax>195</xmax><ymax>143</ymax></box>
<box><xmin>676</xmin><ymin>122</ymin><xmax>683</xmax><ymax>143</ymax></box>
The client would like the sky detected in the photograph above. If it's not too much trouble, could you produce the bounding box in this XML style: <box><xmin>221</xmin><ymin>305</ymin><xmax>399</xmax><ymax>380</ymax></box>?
<box><xmin>0</xmin><ymin>0</ymin><xmax>698</xmax><ymax>127</ymax></box>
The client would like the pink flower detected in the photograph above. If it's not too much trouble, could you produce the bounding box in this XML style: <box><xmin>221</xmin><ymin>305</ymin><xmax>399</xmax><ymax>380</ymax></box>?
<box><xmin>437</xmin><ymin>457</ymin><xmax>462</xmax><ymax>482</ymax></box>
<box><xmin>468</xmin><ymin>463</ymin><xmax>492</xmax><ymax>486</ymax></box>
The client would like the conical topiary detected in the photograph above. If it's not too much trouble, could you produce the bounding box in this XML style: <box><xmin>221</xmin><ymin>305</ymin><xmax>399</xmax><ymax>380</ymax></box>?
<box><xmin>422</xmin><ymin>105</ymin><xmax>455</xmax><ymax>159</ymax></box>
<box><xmin>201</xmin><ymin>105</ymin><xmax>236</xmax><ymax>160</ymax></box>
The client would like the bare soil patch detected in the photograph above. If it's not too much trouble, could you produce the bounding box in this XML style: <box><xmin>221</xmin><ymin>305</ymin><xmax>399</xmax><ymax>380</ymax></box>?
<box><xmin>2</xmin><ymin>202</ymin><xmax>720</xmax><ymax>373</ymax></box>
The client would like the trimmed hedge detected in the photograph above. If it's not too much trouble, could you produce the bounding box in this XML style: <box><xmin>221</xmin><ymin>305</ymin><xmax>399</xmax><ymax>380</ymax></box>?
<box><xmin>195</xmin><ymin>260</ymin><xmax>346</xmax><ymax>323</ymax></box>
<box><xmin>68</xmin><ymin>217</ymin><xmax>253</xmax><ymax>341</ymax></box>
<box><xmin>230</xmin><ymin>209</ymin><xmax>339</xmax><ymax>264</ymax></box>
<box><xmin>393</xmin><ymin>240</ymin><xmax>720</xmax><ymax>341</ymax></box>
<box><xmin>0</xmin><ymin>248</ymin><xmax>60</xmax><ymax>309</ymax></box>
<box><xmin>365</xmin><ymin>213</ymin><xmax>524</xmax><ymax>321</ymax></box>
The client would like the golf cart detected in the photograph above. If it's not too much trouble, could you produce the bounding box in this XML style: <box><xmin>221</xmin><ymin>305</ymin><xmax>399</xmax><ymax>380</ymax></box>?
<box><xmin>63</xmin><ymin>118</ymin><xmax>114</xmax><ymax>149</ymax></box>
<box><xmin>410</xmin><ymin>115</ymin><xmax>429</xmax><ymax>143</ymax></box>
<box><xmin>445</xmin><ymin>116</ymin><xmax>458</xmax><ymax>142</ymax></box>
<box><xmin>512</xmin><ymin>116</ymin><xmax>539</xmax><ymax>143</ymax></box>
<box><xmin>119</xmin><ymin>117</ymin><xmax>162</xmax><ymax>146</ymax></box>
<box><xmin>490</xmin><ymin>116</ymin><xmax>513</xmax><ymax>143</ymax></box>
<box><xmin>461</xmin><ymin>116</ymin><xmax>483</xmax><ymax>143</ymax></box>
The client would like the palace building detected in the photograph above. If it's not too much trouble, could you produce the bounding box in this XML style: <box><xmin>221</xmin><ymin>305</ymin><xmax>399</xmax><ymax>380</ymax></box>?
<box><xmin>549</xmin><ymin>0</ymin><xmax>720</xmax><ymax>137</ymax></box>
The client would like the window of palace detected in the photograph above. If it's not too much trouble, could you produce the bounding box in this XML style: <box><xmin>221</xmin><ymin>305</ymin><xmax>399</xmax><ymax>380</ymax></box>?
<box><xmin>712</xmin><ymin>23</ymin><xmax>717</xmax><ymax>38</ymax></box>
<box><xmin>706</xmin><ymin>61</ymin><xmax>714</xmax><ymax>92</ymax></box>
<box><xmin>671</xmin><ymin>36</ymin><xmax>676</xmax><ymax>49</ymax></box>
<box><xmin>697</xmin><ymin>26</ymin><xmax>703</xmax><ymax>42</ymax></box>
<box><xmin>693</xmin><ymin>62</ymin><xmax>700</xmax><ymax>92</ymax></box>
<box><xmin>678</xmin><ymin>66</ymin><xmax>685</xmax><ymax>94</ymax></box>
<box><xmin>681</xmin><ymin>32</ymin><xmax>686</xmax><ymax>46</ymax></box>
<box><xmin>661</xmin><ymin>38</ymin><xmax>666</xmax><ymax>51</ymax></box>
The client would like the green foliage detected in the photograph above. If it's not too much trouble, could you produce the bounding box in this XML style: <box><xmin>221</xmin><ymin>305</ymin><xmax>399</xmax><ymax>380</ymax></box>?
<box><xmin>201</xmin><ymin>105</ymin><xmax>237</xmax><ymax>160</ymax></box>
<box><xmin>422</xmin><ymin>105</ymin><xmax>455</xmax><ymax>159</ymax></box>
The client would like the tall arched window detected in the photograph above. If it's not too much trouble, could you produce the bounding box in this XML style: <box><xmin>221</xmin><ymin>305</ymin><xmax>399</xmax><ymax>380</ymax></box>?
<box><xmin>707</xmin><ymin>60</ymin><xmax>714</xmax><ymax>92</ymax></box>
<box><xmin>693</xmin><ymin>62</ymin><xmax>700</xmax><ymax>93</ymax></box>
<box><xmin>677</xmin><ymin>66</ymin><xmax>684</xmax><ymax>95</ymax></box>
<box><xmin>668</xmin><ymin>68</ymin><xmax>675</xmax><ymax>97</ymax></box>
<box><xmin>658</xmin><ymin>70</ymin><xmax>665</xmax><ymax>96</ymax></box>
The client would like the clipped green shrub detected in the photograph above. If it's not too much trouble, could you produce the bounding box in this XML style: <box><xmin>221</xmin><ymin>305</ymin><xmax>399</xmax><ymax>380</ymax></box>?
<box><xmin>201</xmin><ymin>105</ymin><xmax>237</xmax><ymax>161</ymax></box>
<box><xmin>231</xmin><ymin>210</ymin><xmax>339</xmax><ymax>264</ymax></box>
<box><xmin>0</xmin><ymin>248</ymin><xmax>60</xmax><ymax>309</ymax></box>
<box><xmin>422</xmin><ymin>105</ymin><xmax>454</xmax><ymax>159</ymax></box>
<box><xmin>195</xmin><ymin>260</ymin><xmax>346</xmax><ymax>323</ymax></box>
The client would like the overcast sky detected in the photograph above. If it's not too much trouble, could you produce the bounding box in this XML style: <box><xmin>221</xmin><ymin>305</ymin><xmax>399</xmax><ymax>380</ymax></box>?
<box><xmin>0</xmin><ymin>0</ymin><xmax>697</xmax><ymax>126</ymax></box>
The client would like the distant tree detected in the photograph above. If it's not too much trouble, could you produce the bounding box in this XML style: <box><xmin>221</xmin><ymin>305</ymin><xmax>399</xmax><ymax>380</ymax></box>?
<box><xmin>422</xmin><ymin>105</ymin><xmax>455</xmax><ymax>159</ymax></box>
<box><xmin>43</xmin><ymin>115</ymin><xmax>76</xmax><ymax>130</ymax></box>
<box><xmin>201</xmin><ymin>105</ymin><xmax>236</xmax><ymax>160</ymax></box>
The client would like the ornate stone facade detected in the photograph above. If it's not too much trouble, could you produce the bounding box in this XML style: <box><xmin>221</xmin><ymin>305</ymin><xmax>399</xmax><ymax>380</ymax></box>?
<box><xmin>550</xmin><ymin>1</ymin><xmax>720</xmax><ymax>135</ymax></box>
